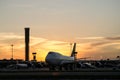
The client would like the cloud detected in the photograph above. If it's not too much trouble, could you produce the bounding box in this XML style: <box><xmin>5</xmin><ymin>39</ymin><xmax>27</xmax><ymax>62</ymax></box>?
<box><xmin>30</xmin><ymin>37</ymin><xmax>47</xmax><ymax>46</ymax></box>
<box><xmin>105</xmin><ymin>36</ymin><xmax>120</xmax><ymax>40</ymax></box>
<box><xmin>76</xmin><ymin>36</ymin><xmax>120</xmax><ymax>49</ymax></box>
<box><xmin>75</xmin><ymin>36</ymin><xmax>120</xmax><ymax>56</ymax></box>
<box><xmin>76</xmin><ymin>36</ymin><xmax>120</xmax><ymax>41</ymax></box>
<box><xmin>90</xmin><ymin>41</ymin><xmax>111</xmax><ymax>47</ymax></box>
<box><xmin>0</xmin><ymin>33</ymin><xmax>120</xmax><ymax>61</ymax></box>
<box><xmin>0</xmin><ymin>32</ymin><xmax>68</xmax><ymax>50</ymax></box>
<box><xmin>0</xmin><ymin>32</ymin><xmax>69</xmax><ymax>60</ymax></box>
<box><xmin>0</xmin><ymin>33</ymin><xmax>47</xmax><ymax>48</ymax></box>
<box><xmin>39</xmin><ymin>40</ymin><xmax>68</xmax><ymax>51</ymax></box>
<box><xmin>42</xmin><ymin>40</ymin><xmax>67</xmax><ymax>46</ymax></box>
<box><xmin>90</xmin><ymin>36</ymin><xmax>120</xmax><ymax>47</ymax></box>
<box><xmin>0</xmin><ymin>33</ymin><xmax>24</xmax><ymax>49</ymax></box>
<box><xmin>0</xmin><ymin>33</ymin><xmax>24</xmax><ymax>40</ymax></box>
<box><xmin>76</xmin><ymin>37</ymin><xmax>104</xmax><ymax>40</ymax></box>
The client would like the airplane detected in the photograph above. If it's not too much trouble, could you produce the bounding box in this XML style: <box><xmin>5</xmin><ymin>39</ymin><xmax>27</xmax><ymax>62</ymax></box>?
<box><xmin>45</xmin><ymin>43</ymin><xmax>78</xmax><ymax>71</ymax></box>
<box><xmin>6</xmin><ymin>61</ymin><xmax>35</xmax><ymax>69</ymax></box>
<box><xmin>16</xmin><ymin>63</ymin><xmax>28</xmax><ymax>69</ymax></box>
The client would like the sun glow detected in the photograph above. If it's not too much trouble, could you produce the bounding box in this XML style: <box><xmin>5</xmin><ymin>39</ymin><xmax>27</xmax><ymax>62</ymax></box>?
<box><xmin>0</xmin><ymin>33</ymin><xmax>120</xmax><ymax>61</ymax></box>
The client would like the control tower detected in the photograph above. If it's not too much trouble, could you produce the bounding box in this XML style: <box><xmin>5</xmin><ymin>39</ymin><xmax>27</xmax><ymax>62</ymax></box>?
<box><xmin>25</xmin><ymin>27</ymin><xmax>30</xmax><ymax>61</ymax></box>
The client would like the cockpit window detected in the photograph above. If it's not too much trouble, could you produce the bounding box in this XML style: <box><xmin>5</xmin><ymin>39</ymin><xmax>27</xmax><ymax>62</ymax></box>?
<box><xmin>48</xmin><ymin>52</ymin><xmax>56</xmax><ymax>56</ymax></box>
<box><xmin>48</xmin><ymin>52</ymin><xmax>62</xmax><ymax>57</ymax></box>
<box><xmin>48</xmin><ymin>52</ymin><xmax>53</xmax><ymax>54</ymax></box>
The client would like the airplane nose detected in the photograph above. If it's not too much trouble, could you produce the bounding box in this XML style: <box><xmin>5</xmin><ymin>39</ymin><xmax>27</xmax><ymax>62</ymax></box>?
<box><xmin>48</xmin><ymin>51</ymin><xmax>54</xmax><ymax>54</ymax></box>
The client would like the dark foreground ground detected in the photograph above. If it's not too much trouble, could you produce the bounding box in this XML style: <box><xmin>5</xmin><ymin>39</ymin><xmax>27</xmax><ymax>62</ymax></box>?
<box><xmin>0</xmin><ymin>68</ymin><xmax>120</xmax><ymax>80</ymax></box>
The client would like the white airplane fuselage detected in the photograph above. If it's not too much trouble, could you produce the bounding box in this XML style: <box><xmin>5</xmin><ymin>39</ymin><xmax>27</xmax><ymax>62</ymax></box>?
<box><xmin>45</xmin><ymin>51</ymin><xmax>74</xmax><ymax>66</ymax></box>
<box><xmin>16</xmin><ymin>64</ymin><xmax>28</xmax><ymax>68</ymax></box>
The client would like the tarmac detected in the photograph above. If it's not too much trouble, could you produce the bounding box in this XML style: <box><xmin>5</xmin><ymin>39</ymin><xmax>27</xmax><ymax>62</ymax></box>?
<box><xmin>0</xmin><ymin>68</ymin><xmax>120</xmax><ymax>80</ymax></box>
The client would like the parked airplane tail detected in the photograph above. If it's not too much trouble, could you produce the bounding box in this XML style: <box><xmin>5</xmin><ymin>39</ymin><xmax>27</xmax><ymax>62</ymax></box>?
<box><xmin>70</xmin><ymin>43</ymin><xmax>77</xmax><ymax>57</ymax></box>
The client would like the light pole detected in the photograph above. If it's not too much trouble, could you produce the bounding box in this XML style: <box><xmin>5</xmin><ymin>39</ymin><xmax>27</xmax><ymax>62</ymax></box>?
<box><xmin>11</xmin><ymin>44</ymin><xmax>14</xmax><ymax>60</ymax></box>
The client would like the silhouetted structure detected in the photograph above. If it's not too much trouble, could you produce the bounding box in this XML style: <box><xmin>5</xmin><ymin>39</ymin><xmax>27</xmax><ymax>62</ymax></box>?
<box><xmin>32</xmin><ymin>52</ymin><xmax>37</xmax><ymax>61</ymax></box>
<box><xmin>11</xmin><ymin>44</ymin><xmax>14</xmax><ymax>60</ymax></box>
<box><xmin>25</xmin><ymin>28</ymin><xmax>30</xmax><ymax>61</ymax></box>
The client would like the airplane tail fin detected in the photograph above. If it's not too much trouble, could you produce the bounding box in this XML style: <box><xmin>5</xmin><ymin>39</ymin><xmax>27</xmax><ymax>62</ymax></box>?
<box><xmin>70</xmin><ymin>43</ymin><xmax>77</xmax><ymax>57</ymax></box>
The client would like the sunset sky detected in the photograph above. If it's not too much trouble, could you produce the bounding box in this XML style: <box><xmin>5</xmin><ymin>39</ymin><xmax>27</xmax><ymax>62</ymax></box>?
<box><xmin>0</xmin><ymin>0</ymin><xmax>120</xmax><ymax>61</ymax></box>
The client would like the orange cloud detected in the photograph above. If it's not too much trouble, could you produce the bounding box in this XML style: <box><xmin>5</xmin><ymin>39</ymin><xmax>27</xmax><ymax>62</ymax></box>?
<box><xmin>0</xmin><ymin>33</ymin><xmax>70</xmax><ymax>61</ymax></box>
<box><xmin>0</xmin><ymin>33</ymin><xmax>120</xmax><ymax>61</ymax></box>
